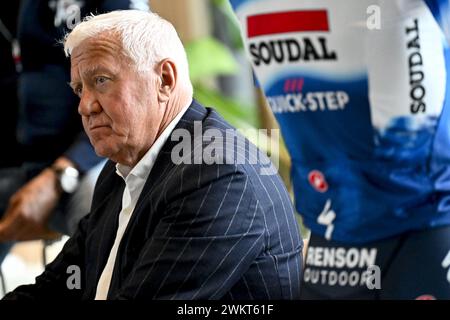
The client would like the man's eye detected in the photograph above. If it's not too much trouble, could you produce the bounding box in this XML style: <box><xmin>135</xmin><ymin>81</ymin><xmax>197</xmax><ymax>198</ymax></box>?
<box><xmin>74</xmin><ymin>87</ymin><xmax>82</xmax><ymax>97</ymax></box>
<box><xmin>96</xmin><ymin>76</ymin><xmax>109</xmax><ymax>86</ymax></box>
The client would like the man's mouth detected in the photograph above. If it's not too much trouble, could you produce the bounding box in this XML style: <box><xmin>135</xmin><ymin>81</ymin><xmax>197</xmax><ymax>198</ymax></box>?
<box><xmin>90</xmin><ymin>124</ymin><xmax>110</xmax><ymax>131</ymax></box>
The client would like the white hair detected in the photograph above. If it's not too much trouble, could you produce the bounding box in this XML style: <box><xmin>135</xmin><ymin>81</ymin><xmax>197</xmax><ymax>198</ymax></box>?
<box><xmin>64</xmin><ymin>10</ymin><xmax>193</xmax><ymax>96</ymax></box>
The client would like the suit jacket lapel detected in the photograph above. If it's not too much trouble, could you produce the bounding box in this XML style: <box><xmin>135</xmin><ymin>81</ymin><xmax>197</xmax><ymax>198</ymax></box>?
<box><xmin>84</xmin><ymin>172</ymin><xmax>124</xmax><ymax>299</ymax></box>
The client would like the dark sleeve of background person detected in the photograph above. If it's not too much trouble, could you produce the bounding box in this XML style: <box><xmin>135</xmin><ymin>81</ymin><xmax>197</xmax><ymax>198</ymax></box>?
<box><xmin>0</xmin><ymin>2</ymin><xmax>21</xmax><ymax>168</ymax></box>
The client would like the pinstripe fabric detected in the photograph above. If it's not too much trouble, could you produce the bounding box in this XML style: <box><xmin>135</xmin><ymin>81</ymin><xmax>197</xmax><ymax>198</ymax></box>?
<box><xmin>3</xmin><ymin>100</ymin><xmax>303</xmax><ymax>300</ymax></box>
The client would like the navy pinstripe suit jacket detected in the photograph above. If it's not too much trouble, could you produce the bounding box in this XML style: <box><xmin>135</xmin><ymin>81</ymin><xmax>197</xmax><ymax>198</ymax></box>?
<box><xmin>4</xmin><ymin>100</ymin><xmax>303</xmax><ymax>300</ymax></box>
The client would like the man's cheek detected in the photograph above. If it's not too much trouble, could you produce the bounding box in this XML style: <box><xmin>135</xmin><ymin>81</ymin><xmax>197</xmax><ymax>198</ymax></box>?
<box><xmin>82</xmin><ymin>119</ymin><xmax>89</xmax><ymax>134</ymax></box>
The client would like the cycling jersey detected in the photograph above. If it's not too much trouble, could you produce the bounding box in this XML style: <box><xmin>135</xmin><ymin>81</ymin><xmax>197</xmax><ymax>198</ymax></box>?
<box><xmin>230</xmin><ymin>0</ymin><xmax>450</xmax><ymax>243</ymax></box>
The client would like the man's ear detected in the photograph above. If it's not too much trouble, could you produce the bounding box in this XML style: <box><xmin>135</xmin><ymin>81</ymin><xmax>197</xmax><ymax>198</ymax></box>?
<box><xmin>157</xmin><ymin>58</ymin><xmax>177</xmax><ymax>103</ymax></box>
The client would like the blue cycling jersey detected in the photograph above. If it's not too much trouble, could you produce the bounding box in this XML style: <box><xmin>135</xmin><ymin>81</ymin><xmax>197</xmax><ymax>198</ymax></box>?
<box><xmin>230</xmin><ymin>0</ymin><xmax>450</xmax><ymax>243</ymax></box>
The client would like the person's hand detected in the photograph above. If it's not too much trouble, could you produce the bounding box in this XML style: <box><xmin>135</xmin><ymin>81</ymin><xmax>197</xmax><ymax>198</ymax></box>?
<box><xmin>0</xmin><ymin>168</ymin><xmax>61</xmax><ymax>241</ymax></box>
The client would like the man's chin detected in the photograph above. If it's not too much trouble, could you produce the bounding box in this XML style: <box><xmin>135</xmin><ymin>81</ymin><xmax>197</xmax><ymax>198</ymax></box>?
<box><xmin>93</xmin><ymin>144</ymin><xmax>116</xmax><ymax>159</ymax></box>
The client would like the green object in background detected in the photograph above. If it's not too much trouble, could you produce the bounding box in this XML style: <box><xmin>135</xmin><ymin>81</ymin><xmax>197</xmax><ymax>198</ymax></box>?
<box><xmin>194</xmin><ymin>84</ymin><xmax>259</xmax><ymax>129</ymax></box>
<box><xmin>211</xmin><ymin>0</ymin><xmax>245</xmax><ymax>50</ymax></box>
<box><xmin>185</xmin><ymin>37</ymin><xmax>238</xmax><ymax>81</ymax></box>
<box><xmin>186</xmin><ymin>37</ymin><xmax>260</xmax><ymax>130</ymax></box>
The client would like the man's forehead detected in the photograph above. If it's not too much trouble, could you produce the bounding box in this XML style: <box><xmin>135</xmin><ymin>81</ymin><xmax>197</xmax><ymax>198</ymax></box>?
<box><xmin>70</xmin><ymin>38</ymin><xmax>125</xmax><ymax>76</ymax></box>
<box><xmin>71</xmin><ymin>36</ymin><xmax>123</xmax><ymax>60</ymax></box>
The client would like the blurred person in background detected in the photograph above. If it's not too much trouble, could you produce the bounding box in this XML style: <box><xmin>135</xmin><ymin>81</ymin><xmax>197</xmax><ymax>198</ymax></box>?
<box><xmin>0</xmin><ymin>1</ymin><xmax>24</xmax><ymax>264</ymax></box>
<box><xmin>0</xmin><ymin>2</ymin><xmax>21</xmax><ymax>169</ymax></box>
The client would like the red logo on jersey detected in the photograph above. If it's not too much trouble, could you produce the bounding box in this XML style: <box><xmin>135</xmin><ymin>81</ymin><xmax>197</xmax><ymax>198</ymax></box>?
<box><xmin>308</xmin><ymin>170</ymin><xmax>328</xmax><ymax>193</ymax></box>
<box><xmin>247</xmin><ymin>10</ymin><xmax>329</xmax><ymax>38</ymax></box>
<box><xmin>284</xmin><ymin>78</ymin><xmax>304</xmax><ymax>93</ymax></box>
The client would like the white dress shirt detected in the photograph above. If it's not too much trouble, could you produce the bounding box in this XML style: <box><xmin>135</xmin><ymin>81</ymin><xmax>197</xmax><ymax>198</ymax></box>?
<box><xmin>95</xmin><ymin>102</ymin><xmax>190</xmax><ymax>300</ymax></box>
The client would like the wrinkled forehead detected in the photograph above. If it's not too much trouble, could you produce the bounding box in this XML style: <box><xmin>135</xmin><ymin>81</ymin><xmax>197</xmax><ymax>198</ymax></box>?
<box><xmin>70</xmin><ymin>35</ymin><xmax>129</xmax><ymax>78</ymax></box>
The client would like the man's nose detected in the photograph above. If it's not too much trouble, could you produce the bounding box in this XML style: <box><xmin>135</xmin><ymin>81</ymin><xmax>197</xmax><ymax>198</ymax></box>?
<box><xmin>78</xmin><ymin>89</ymin><xmax>101</xmax><ymax>116</ymax></box>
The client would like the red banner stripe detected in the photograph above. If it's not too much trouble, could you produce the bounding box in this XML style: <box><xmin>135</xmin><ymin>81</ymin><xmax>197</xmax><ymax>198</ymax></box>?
<box><xmin>247</xmin><ymin>10</ymin><xmax>329</xmax><ymax>38</ymax></box>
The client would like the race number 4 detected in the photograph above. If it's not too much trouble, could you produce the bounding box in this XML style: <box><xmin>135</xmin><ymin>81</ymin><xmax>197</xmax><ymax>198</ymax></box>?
<box><xmin>317</xmin><ymin>199</ymin><xmax>336</xmax><ymax>240</ymax></box>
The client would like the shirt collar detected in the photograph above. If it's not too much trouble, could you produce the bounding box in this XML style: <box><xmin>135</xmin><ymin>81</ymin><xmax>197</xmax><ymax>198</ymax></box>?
<box><xmin>115</xmin><ymin>100</ymin><xmax>192</xmax><ymax>181</ymax></box>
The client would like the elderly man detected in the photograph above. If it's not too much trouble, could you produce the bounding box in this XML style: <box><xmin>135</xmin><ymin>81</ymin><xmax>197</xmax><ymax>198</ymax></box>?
<box><xmin>3</xmin><ymin>10</ymin><xmax>302</xmax><ymax>300</ymax></box>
